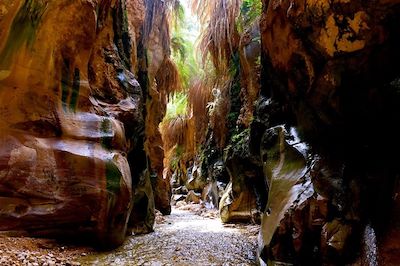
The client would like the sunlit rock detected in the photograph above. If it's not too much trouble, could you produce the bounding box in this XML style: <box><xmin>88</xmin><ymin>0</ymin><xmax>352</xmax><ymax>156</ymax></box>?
<box><xmin>185</xmin><ymin>190</ymin><xmax>201</xmax><ymax>204</ymax></box>
<box><xmin>0</xmin><ymin>0</ymin><xmax>150</xmax><ymax>247</ymax></box>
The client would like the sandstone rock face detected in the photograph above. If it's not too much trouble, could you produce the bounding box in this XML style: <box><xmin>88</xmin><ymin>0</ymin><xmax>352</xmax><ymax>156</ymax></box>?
<box><xmin>256</xmin><ymin>126</ymin><xmax>311</xmax><ymax>263</ymax></box>
<box><xmin>261</xmin><ymin>0</ymin><xmax>400</xmax><ymax>142</ymax></box>
<box><xmin>259</xmin><ymin>0</ymin><xmax>400</xmax><ymax>264</ymax></box>
<box><xmin>0</xmin><ymin>0</ymin><xmax>149</xmax><ymax>247</ymax></box>
<box><xmin>141</xmin><ymin>1</ymin><xmax>178</xmax><ymax>215</ymax></box>
<box><xmin>219</xmin><ymin>129</ymin><xmax>265</xmax><ymax>223</ymax></box>
<box><xmin>254</xmin><ymin>122</ymin><xmax>361</xmax><ymax>264</ymax></box>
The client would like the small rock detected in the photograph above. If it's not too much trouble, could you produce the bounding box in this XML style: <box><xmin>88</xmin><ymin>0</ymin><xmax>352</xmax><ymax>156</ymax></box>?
<box><xmin>171</xmin><ymin>194</ymin><xmax>186</xmax><ymax>205</ymax></box>
<box><xmin>175</xmin><ymin>201</ymin><xmax>187</xmax><ymax>208</ymax></box>
<box><xmin>185</xmin><ymin>190</ymin><xmax>201</xmax><ymax>204</ymax></box>
<box><xmin>172</xmin><ymin>186</ymin><xmax>188</xmax><ymax>194</ymax></box>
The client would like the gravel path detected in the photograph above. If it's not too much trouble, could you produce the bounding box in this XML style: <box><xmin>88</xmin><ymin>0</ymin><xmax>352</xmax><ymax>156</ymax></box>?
<box><xmin>0</xmin><ymin>236</ymin><xmax>91</xmax><ymax>266</ymax></box>
<box><xmin>81</xmin><ymin>206</ymin><xmax>259</xmax><ymax>266</ymax></box>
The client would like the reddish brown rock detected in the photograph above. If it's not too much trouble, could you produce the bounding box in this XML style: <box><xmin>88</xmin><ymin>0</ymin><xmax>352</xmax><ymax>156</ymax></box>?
<box><xmin>259</xmin><ymin>0</ymin><xmax>400</xmax><ymax>264</ymax></box>
<box><xmin>141</xmin><ymin>1</ymin><xmax>180</xmax><ymax>214</ymax></box>
<box><xmin>0</xmin><ymin>0</ymin><xmax>149</xmax><ymax>247</ymax></box>
<box><xmin>321</xmin><ymin>219</ymin><xmax>352</xmax><ymax>259</ymax></box>
<box><xmin>261</xmin><ymin>0</ymin><xmax>400</xmax><ymax>140</ymax></box>
<box><xmin>378</xmin><ymin>181</ymin><xmax>400</xmax><ymax>265</ymax></box>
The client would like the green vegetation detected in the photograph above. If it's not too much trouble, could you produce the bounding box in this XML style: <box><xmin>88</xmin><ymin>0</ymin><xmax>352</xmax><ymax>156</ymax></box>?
<box><xmin>238</xmin><ymin>0</ymin><xmax>262</xmax><ymax>32</ymax></box>
<box><xmin>163</xmin><ymin>93</ymin><xmax>188</xmax><ymax>122</ymax></box>
<box><xmin>106</xmin><ymin>160</ymin><xmax>122</xmax><ymax>195</ymax></box>
<box><xmin>160</xmin><ymin>0</ymin><xmax>262</xmax><ymax>185</ymax></box>
<box><xmin>169</xmin><ymin>145</ymin><xmax>184</xmax><ymax>171</ymax></box>
<box><xmin>0</xmin><ymin>0</ymin><xmax>47</xmax><ymax>68</ymax></box>
<box><xmin>170</xmin><ymin>1</ymin><xmax>201</xmax><ymax>89</ymax></box>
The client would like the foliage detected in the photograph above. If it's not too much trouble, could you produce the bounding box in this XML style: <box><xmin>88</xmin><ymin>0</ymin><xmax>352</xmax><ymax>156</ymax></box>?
<box><xmin>192</xmin><ymin>0</ymin><xmax>241</xmax><ymax>74</ymax></box>
<box><xmin>171</xmin><ymin>35</ymin><xmax>187</xmax><ymax>62</ymax></box>
<box><xmin>188</xmin><ymin>77</ymin><xmax>211</xmax><ymax>146</ymax></box>
<box><xmin>162</xmin><ymin>0</ymin><xmax>262</xmax><ymax>178</ymax></box>
<box><xmin>160</xmin><ymin>93</ymin><xmax>194</xmax><ymax>175</ymax></box>
<box><xmin>163</xmin><ymin>93</ymin><xmax>188</xmax><ymax>122</ymax></box>
<box><xmin>168</xmin><ymin>0</ymin><xmax>185</xmax><ymax>31</ymax></box>
<box><xmin>224</xmin><ymin>127</ymin><xmax>251</xmax><ymax>161</ymax></box>
<box><xmin>168</xmin><ymin>145</ymin><xmax>184</xmax><ymax>171</ymax></box>
<box><xmin>171</xmin><ymin>33</ymin><xmax>199</xmax><ymax>89</ymax></box>
<box><xmin>156</xmin><ymin>57</ymin><xmax>182</xmax><ymax>95</ymax></box>
<box><xmin>170</xmin><ymin>2</ymin><xmax>201</xmax><ymax>90</ymax></box>
<box><xmin>238</xmin><ymin>0</ymin><xmax>262</xmax><ymax>33</ymax></box>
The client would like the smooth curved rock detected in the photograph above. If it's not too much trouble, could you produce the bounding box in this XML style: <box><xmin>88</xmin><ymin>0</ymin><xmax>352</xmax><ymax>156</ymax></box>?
<box><xmin>0</xmin><ymin>0</ymin><xmax>149</xmax><ymax>247</ymax></box>
<box><xmin>259</xmin><ymin>0</ymin><xmax>400</xmax><ymax>264</ymax></box>
<box><xmin>0</xmin><ymin>131</ymin><xmax>132</xmax><ymax>247</ymax></box>
<box><xmin>220</xmin><ymin>129</ymin><xmax>265</xmax><ymax>223</ymax></box>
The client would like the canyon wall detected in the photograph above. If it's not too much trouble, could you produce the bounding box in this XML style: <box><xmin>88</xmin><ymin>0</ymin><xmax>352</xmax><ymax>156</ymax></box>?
<box><xmin>0</xmin><ymin>0</ymin><xmax>154</xmax><ymax>247</ymax></box>
<box><xmin>258</xmin><ymin>0</ymin><xmax>400</xmax><ymax>264</ymax></box>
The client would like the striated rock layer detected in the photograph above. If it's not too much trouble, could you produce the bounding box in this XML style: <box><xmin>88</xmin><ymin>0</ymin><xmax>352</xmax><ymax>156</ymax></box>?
<box><xmin>0</xmin><ymin>0</ymin><xmax>152</xmax><ymax>247</ymax></box>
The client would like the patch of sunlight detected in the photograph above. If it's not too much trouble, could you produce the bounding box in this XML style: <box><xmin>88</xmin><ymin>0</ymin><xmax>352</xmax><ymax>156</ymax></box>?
<box><xmin>168</xmin><ymin>209</ymin><xmax>239</xmax><ymax>234</ymax></box>
<box><xmin>179</xmin><ymin>0</ymin><xmax>200</xmax><ymax>43</ymax></box>
<box><xmin>0</xmin><ymin>70</ymin><xmax>11</xmax><ymax>80</ymax></box>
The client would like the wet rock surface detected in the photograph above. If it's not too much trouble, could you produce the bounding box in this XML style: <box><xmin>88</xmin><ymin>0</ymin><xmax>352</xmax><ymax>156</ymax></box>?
<box><xmin>81</xmin><ymin>207</ymin><xmax>258</xmax><ymax>266</ymax></box>
<box><xmin>220</xmin><ymin>128</ymin><xmax>265</xmax><ymax>224</ymax></box>
<box><xmin>257</xmin><ymin>0</ymin><xmax>400</xmax><ymax>264</ymax></box>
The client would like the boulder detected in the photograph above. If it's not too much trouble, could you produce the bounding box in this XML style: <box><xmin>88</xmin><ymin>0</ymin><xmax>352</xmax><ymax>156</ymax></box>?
<box><xmin>201</xmin><ymin>181</ymin><xmax>220</xmax><ymax>209</ymax></box>
<box><xmin>172</xmin><ymin>186</ymin><xmax>188</xmax><ymax>195</ymax></box>
<box><xmin>257</xmin><ymin>126</ymin><xmax>309</xmax><ymax>259</ymax></box>
<box><xmin>186</xmin><ymin>163</ymin><xmax>207</xmax><ymax>192</ymax></box>
<box><xmin>219</xmin><ymin>128</ymin><xmax>266</xmax><ymax>223</ymax></box>
<box><xmin>0</xmin><ymin>132</ymin><xmax>132</xmax><ymax>247</ymax></box>
<box><xmin>219</xmin><ymin>182</ymin><xmax>258</xmax><ymax>223</ymax></box>
<box><xmin>321</xmin><ymin>220</ymin><xmax>353</xmax><ymax>260</ymax></box>
<box><xmin>171</xmin><ymin>194</ymin><xmax>186</xmax><ymax>206</ymax></box>
<box><xmin>185</xmin><ymin>190</ymin><xmax>201</xmax><ymax>204</ymax></box>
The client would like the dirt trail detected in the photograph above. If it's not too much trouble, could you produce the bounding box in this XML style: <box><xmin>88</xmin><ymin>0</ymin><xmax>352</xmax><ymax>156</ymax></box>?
<box><xmin>81</xmin><ymin>207</ymin><xmax>259</xmax><ymax>266</ymax></box>
<box><xmin>0</xmin><ymin>206</ymin><xmax>258</xmax><ymax>266</ymax></box>
<box><xmin>0</xmin><ymin>236</ymin><xmax>90</xmax><ymax>266</ymax></box>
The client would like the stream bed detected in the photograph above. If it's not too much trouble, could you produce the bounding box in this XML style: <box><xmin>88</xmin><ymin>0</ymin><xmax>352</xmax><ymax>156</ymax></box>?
<box><xmin>81</xmin><ymin>207</ymin><xmax>259</xmax><ymax>265</ymax></box>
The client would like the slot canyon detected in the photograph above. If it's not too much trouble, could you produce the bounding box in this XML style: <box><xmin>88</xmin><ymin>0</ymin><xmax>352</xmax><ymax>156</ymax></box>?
<box><xmin>0</xmin><ymin>0</ymin><xmax>400</xmax><ymax>265</ymax></box>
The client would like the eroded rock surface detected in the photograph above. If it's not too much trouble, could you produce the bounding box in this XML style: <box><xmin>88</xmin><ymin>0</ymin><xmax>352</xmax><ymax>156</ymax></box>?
<box><xmin>258</xmin><ymin>0</ymin><xmax>400</xmax><ymax>264</ymax></box>
<box><xmin>0</xmin><ymin>0</ymin><xmax>150</xmax><ymax>247</ymax></box>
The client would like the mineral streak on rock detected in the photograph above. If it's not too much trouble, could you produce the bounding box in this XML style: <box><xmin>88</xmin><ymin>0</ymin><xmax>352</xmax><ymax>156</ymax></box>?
<box><xmin>0</xmin><ymin>0</ymin><xmax>150</xmax><ymax>248</ymax></box>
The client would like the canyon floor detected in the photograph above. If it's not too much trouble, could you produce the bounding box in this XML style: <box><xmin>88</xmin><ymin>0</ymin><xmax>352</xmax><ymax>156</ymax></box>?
<box><xmin>1</xmin><ymin>205</ymin><xmax>259</xmax><ymax>266</ymax></box>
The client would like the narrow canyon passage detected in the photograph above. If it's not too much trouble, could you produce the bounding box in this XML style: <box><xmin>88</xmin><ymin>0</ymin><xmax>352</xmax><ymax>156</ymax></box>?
<box><xmin>82</xmin><ymin>207</ymin><xmax>258</xmax><ymax>266</ymax></box>
<box><xmin>1</xmin><ymin>0</ymin><xmax>400</xmax><ymax>265</ymax></box>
